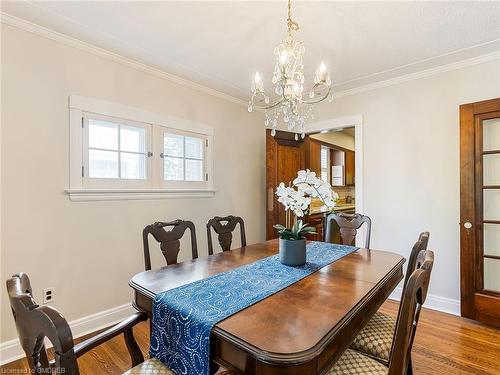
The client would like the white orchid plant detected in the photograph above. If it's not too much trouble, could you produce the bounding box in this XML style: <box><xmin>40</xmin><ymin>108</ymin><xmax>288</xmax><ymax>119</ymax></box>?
<box><xmin>274</xmin><ymin>170</ymin><xmax>339</xmax><ymax>241</ymax></box>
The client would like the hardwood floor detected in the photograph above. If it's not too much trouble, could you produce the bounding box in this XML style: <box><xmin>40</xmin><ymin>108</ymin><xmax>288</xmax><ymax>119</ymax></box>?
<box><xmin>2</xmin><ymin>300</ymin><xmax>499</xmax><ymax>374</ymax></box>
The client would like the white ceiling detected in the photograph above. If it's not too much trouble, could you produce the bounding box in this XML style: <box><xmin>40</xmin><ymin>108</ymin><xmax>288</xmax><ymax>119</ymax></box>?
<box><xmin>3</xmin><ymin>1</ymin><xmax>500</xmax><ymax>101</ymax></box>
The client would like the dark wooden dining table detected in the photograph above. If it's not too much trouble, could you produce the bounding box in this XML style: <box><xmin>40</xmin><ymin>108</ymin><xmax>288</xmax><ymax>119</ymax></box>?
<box><xmin>129</xmin><ymin>239</ymin><xmax>405</xmax><ymax>375</ymax></box>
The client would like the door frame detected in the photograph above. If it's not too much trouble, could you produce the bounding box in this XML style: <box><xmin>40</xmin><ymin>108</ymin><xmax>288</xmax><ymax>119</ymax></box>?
<box><xmin>460</xmin><ymin>98</ymin><xmax>500</xmax><ymax>327</ymax></box>
<box><xmin>306</xmin><ymin>114</ymin><xmax>364</xmax><ymax>246</ymax></box>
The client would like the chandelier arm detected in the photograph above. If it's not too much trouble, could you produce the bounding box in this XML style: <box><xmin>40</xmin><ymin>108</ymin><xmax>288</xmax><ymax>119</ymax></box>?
<box><xmin>301</xmin><ymin>85</ymin><xmax>332</xmax><ymax>105</ymax></box>
<box><xmin>251</xmin><ymin>95</ymin><xmax>285</xmax><ymax>110</ymax></box>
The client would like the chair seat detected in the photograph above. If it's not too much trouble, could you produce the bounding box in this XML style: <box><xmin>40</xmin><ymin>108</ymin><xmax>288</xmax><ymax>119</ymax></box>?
<box><xmin>350</xmin><ymin>311</ymin><xmax>396</xmax><ymax>364</ymax></box>
<box><xmin>122</xmin><ymin>358</ymin><xmax>174</xmax><ymax>375</ymax></box>
<box><xmin>327</xmin><ymin>349</ymin><xmax>388</xmax><ymax>375</ymax></box>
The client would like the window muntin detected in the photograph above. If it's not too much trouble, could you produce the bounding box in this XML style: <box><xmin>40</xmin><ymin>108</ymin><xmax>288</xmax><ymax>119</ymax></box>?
<box><xmin>163</xmin><ymin>132</ymin><xmax>205</xmax><ymax>182</ymax></box>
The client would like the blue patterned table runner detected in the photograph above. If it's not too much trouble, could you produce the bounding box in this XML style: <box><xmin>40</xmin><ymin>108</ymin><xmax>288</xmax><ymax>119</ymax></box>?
<box><xmin>150</xmin><ymin>241</ymin><xmax>358</xmax><ymax>375</ymax></box>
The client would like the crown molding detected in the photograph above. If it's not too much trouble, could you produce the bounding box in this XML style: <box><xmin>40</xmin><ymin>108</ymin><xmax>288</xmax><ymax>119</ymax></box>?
<box><xmin>0</xmin><ymin>12</ymin><xmax>248</xmax><ymax>107</ymax></box>
<box><xmin>2</xmin><ymin>12</ymin><xmax>499</xmax><ymax>105</ymax></box>
<box><xmin>333</xmin><ymin>50</ymin><xmax>500</xmax><ymax>99</ymax></box>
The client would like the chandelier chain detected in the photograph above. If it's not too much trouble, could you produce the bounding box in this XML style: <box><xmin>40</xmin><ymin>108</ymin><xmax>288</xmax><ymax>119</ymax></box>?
<box><xmin>248</xmin><ymin>0</ymin><xmax>332</xmax><ymax>138</ymax></box>
<box><xmin>287</xmin><ymin>0</ymin><xmax>299</xmax><ymax>34</ymax></box>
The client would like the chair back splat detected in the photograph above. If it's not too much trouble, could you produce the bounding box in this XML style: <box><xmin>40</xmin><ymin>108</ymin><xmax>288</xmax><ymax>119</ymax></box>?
<box><xmin>324</xmin><ymin>212</ymin><xmax>372</xmax><ymax>248</ymax></box>
<box><xmin>206</xmin><ymin>215</ymin><xmax>246</xmax><ymax>255</ymax></box>
<box><xmin>403</xmin><ymin>231</ymin><xmax>430</xmax><ymax>292</ymax></box>
<box><xmin>143</xmin><ymin>219</ymin><xmax>198</xmax><ymax>270</ymax></box>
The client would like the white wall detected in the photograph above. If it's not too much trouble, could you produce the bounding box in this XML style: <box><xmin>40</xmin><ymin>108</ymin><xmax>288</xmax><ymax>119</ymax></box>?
<box><xmin>0</xmin><ymin>23</ymin><xmax>265</xmax><ymax>349</ymax></box>
<box><xmin>314</xmin><ymin>59</ymin><xmax>500</xmax><ymax>310</ymax></box>
<box><xmin>310</xmin><ymin>131</ymin><xmax>355</xmax><ymax>150</ymax></box>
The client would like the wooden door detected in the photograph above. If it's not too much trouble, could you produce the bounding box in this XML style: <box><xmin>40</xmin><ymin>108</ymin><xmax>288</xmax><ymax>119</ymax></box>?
<box><xmin>460</xmin><ymin>98</ymin><xmax>500</xmax><ymax>327</ymax></box>
<box><xmin>266</xmin><ymin>130</ymin><xmax>305</xmax><ymax>239</ymax></box>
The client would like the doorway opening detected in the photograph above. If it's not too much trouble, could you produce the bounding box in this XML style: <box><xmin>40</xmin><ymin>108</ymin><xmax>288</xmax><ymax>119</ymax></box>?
<box><xmin>309</xmin><ymin>127</ymin><xmax>356</xmax><ymax>215</ymax></box>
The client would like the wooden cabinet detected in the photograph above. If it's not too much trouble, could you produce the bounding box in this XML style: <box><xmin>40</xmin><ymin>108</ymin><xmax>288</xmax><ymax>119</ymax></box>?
<box><xmin>304</xmin><ymin>138</ymin><xmax>322</xmax><ymax>176</ymax></box>
<box><xmin>345</xmin><ymin>150</ymin><xmax>355</xmax><ymax>186</ymax></box>
<box><xmin>266</xmin><ymin>130</ymin><xmax>306</xmax><ymax>239</ymax></box>
<box><xmin>305</xmin><ymin>213</ymin><xmax>324</xmax><ymax>241</ymax></box>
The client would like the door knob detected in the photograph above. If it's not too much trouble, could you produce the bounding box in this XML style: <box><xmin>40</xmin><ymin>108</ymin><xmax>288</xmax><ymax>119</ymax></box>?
<box><xmin>463</xmin><ymin>221</ymin><xmax>472</xmax><ymax>229</ymax></box>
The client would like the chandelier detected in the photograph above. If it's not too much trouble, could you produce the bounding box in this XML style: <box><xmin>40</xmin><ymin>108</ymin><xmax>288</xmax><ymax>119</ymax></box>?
<box><xmin>248</xmin><ymin>0</ymin><xmax>332</xmax><ymax>140</ymax></box>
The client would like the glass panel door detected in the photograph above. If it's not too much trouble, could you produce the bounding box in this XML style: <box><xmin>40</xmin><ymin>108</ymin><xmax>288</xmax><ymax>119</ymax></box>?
<box><xmin>482</xmin><ymin>117</ymin><xmax>500</xmax><ymax>294</ymax></box>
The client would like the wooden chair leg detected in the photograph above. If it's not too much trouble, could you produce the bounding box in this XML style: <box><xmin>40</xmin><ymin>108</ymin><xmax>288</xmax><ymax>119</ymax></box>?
<box><xmin>406</xmin><ymin>355</ymin><xmax>414</xmax><ymax>375</ymax></box>
<box><xmin>124</xmin><ymin>327</ymin><xmax>144</xmax><ymax>367</ymax></box>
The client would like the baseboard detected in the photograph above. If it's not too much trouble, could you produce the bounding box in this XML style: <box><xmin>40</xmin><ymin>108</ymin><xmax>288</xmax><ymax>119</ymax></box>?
<box><xmin>0</xmin><ymin>303</ymin><xmax>136</xmax><ymax>366</ymax></box>
<box><xmin>389</xmin><ymin>287</ymin><xmax>461</xmax><ymax>316</ymax></box>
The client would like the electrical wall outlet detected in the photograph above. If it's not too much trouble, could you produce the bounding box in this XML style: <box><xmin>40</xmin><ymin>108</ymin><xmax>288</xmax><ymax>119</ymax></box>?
<box><xmin>43</xmin><ymin>288</ymin><xmax>54</xmax><ymax>304</ymax></box>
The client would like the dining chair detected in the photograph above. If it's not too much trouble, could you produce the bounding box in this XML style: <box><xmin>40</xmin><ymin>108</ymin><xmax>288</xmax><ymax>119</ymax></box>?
<box><xmin>206</xmin><ymin>215</ymin><xmax>246</xmax><ymax>255</ymax></box>
<box><xmin>142</xmin><ymin>220</ymin><xmax>198</xmax><ymax>271</ymax></box>
<box><xmin>349</xmin><ymin>232</ymin><xmax>430</xmax><ymax>370</ymax></box>
<box><xmin>324</xmin><ymin>212</ymin><xmax>372</xmax><ymax>248</ymax></box>
<box><xmin>6</xmin><ymin>272</ymin><xmax>174</xmax><ymax>375</ymax></box>
<box><xmin>327</xmin><ymin>249</ymin><xmax>434</xmax><ymax>375</ymax></box>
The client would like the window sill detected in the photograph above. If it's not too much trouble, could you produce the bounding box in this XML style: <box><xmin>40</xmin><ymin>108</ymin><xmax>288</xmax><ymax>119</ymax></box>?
<box><xmin>65</xmin><ymin>188</ymin><xmax>216</xmax><ymax>202</ymax></box>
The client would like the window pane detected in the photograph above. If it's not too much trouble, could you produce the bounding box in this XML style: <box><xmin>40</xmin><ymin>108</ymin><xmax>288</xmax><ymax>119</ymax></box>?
<box><xmin>484</xmin><ymin>189</ymin><xmax>500</xmax><ymax>221</ymax></box>
<box><xmin>164</xmin><ymin>133</ymin><xmax>184</xmax><ymax>157</ymax></box>
<box><xmin>185</xmin><ymin>159</ymin><xmax>203</xmax><ymax>181</ymax></box>
<box><xmin>121</xmin><ymin>152</ymin><xmax>146</xmax><ymax>179</ymax></box>
<box><xmin>483</xmin><ymin>118</ymin><xmax>500</xmax><ymax>152</ymax></box>
<box><xmin>89</xmin><ymin>119</ymin><xmax>118</xmax><ymax>150</ymax></box>
<box><xmin>121</xmin><ymin>125</ymin><xmax>146</xmax><ymax>153</ymax></box>
<box><xmin>89</xmin><ymin>149</ymin><xmax>118</xmax><ymax>178</ymax></box>
<box><xmin>164</xmin><ymin>157</ymin><xmax>184</xmax><ymax>180</ymax></box>
<box><xmin>185</xmin><ymin>136</ymin><xmax>203</xmax><ymax>159</ymax></box>
<box><xmin>484</xmin><ymin>258</ymin><xmax>500</xmax><ymax>292</ymax></box>
<box><xmin>484</xmin><ymin>223</ymin><xmax>500</xmax><ymax>257</ymax></box>
<box><xmin>483</xmin><ymin>154</ymin><xmax>500</xmax><ymax>185</ymax></box>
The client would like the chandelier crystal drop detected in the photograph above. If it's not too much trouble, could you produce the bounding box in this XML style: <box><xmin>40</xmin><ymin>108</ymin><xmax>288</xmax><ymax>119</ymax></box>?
<box><xmin>248</xmin><ymin>0</ymin><xmax>333</xmax><ymax>138</ymax></box>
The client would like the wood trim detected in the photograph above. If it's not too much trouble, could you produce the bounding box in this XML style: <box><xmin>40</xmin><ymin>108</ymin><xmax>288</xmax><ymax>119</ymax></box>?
<box><xmin>266</xmin><ymin>130</ymin><xmax>278</xmax><ymax>240</ymax></box>
<box><xmin>459</xmin><ymin>102</ymin><xmax>477</xmax><ymax>318</ymax></box>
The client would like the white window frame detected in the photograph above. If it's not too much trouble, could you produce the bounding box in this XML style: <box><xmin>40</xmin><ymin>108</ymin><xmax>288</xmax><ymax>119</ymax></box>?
<box><xmin>155</xmin><ymin>127</ymin><xmax>211</xmax><ymax>189</ymax></box>
<box><xmin>68</xmin><ymin>95</ymin><xmax>215</xmax><ymax>201</ymax></box>
<box><xmin>320</xmin><ymin>145</ymin><xmax>330</xmax><ymax>183</ymax></box>
<box><xmin>82</xmin><ymin>112</ymin><xmax>153</xmax><ymax>189</ymax></box>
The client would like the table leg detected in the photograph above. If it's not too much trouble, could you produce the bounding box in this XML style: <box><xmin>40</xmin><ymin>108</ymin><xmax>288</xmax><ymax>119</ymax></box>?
<box><xmin>210</xmin><ymin>361</ymin><xmax>220</xmax><ymax>375</ymax></box>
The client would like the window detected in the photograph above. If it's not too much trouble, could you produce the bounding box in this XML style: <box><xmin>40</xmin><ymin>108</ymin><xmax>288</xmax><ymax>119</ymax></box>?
<box><xmin>162</xmin><ymin>132</ymin><xmax>205</xmax><ymax>182</ymax></box>
<box><xmin>69</xmin><ymin>95</ymin><xmax>214</xmax><ymax>201</ymax></box>
<box><xmin>84</xmin><ymin>114</ymin><xmax>150</xmax><ymax>183</ymax></box>
<box><xmin>320</xmin><ymin>145</ymin><xmax>330</xmax><ymax>183</ymax></box>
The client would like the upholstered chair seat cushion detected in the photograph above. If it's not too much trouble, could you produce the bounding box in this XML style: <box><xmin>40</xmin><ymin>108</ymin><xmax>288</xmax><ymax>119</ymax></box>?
<box><xmin>122</xmin><ymin>358</ymin><xmax>174</xmax><ymax>375</ymax></box>
<box><xmin>349</xmin><ymin>312</ymin><xmax>396</xmax><ymax>364</ymax></box>
<box><xmin>327</xmin><ymin>349</ymin><xmax>388</xmax><ymax>375</ymax></box>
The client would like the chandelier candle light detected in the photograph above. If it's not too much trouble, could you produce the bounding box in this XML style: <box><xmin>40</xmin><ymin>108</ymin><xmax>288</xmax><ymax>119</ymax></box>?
<box><xmin>248</xmin><ymin>0</ymin><xmax>333</xmax><ymax>140</ymax></box>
